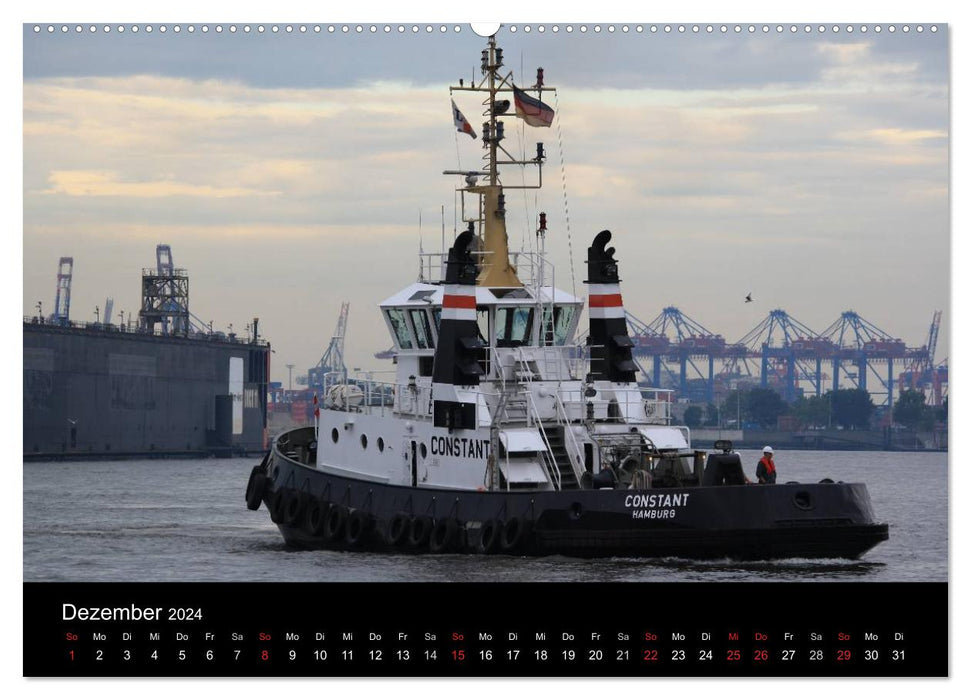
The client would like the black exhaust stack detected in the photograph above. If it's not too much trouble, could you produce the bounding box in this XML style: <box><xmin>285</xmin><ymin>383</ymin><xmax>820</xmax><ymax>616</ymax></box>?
<box><xmin>432</xmin><ymin>226</ymin><xmax>484</xmax><ymax>429</ymax></box>
<box><xmin>585</xmin><ymin>230</ymin><xmax>637</xmax><ymax>383</ymax></box>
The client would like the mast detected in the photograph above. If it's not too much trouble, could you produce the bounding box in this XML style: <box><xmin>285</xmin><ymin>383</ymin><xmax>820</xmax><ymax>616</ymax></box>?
<box><xmin>446</xmin><ymin>33</ymin><xmax>553</xmax><ymax>288</ymax></box>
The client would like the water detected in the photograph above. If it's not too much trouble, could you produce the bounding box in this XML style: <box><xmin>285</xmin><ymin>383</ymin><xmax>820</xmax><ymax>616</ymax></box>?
<box><xmin>22</xmin><ymin>450</ymin><xmax>947</xmax><ymax>582</ymax></box>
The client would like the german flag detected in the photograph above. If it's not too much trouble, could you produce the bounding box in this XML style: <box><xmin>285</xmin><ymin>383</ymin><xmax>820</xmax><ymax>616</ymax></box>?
<box><xmin>513</xmin><ymin>86</ymin><xmax>554</xmax><ymax>127</ymax></box>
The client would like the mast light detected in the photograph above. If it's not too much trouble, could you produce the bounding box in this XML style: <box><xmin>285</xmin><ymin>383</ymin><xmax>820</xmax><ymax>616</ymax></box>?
<box><xmin>536</xmin><ymin>142</ymin><xmax>545</xmax><ymax>161</ymax></box>
<box><xmin>495</xmin><ymin>48</ymin><xmax>504</xmax><ymax>68</ymax></box>
<box><xmin>495</xmin><ymin>121</ymin><xmax>505</xmax><ymax>142</ymax></box>
<box><xmin>481</xmin><ymin>50</ymin><xmax>489</xmax><ymax>73</ymax></box>
<box><xmin>536</xmin><ymin>67</ymin><xmax>545</xmax><ymax>87</ymax></box>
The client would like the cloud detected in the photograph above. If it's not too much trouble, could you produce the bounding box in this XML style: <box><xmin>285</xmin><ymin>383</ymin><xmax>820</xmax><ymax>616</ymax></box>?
<box><xmin>39</xmin><ymin>170</ymin><xmax>275</xmax><ymax>198</ymax></box>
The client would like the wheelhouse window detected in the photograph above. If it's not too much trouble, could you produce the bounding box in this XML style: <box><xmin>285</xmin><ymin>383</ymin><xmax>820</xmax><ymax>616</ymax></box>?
<box><xmin>386</xmin><ymin>308</ymin><xmax>413</xmax><ymax>349</ymax></box>
<box><xmin>409</xmin><ymin>309</ymin><xmax>435</xmax><ymax>349</ymax></box>
<box><xmin>495</xmin><ymin>306</ymin><xmax>534</xmax><ymax>347</ymax></box>
<box><xmin>541</xmin><ymin>305</ymin><xmax>577</xmax><ymax>345</ymax></box>
<box><xmin>477</xmin><ymin>307</ymin><xmax>491</xmax><ymax>346</ymax></box>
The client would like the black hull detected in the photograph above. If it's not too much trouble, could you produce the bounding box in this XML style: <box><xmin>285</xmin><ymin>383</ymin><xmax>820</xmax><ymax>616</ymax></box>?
<box><xmin>249</xmin><ymin>428</ymin><xmax>889</xmax><ymax>560</ymax></box>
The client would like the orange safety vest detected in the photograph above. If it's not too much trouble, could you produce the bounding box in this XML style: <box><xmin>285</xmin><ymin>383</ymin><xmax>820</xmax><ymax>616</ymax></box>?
<box><xmin>758</xmin><ymin>456</ymin><xmax>776</xmax><ymax>475</ymax></box>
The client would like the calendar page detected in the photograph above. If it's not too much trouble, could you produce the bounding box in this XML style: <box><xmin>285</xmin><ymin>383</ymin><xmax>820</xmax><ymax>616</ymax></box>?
<box><xmin>21</xmin><ymin>15</ymin><xmax>950</xmax><ymax>681</ymax></box>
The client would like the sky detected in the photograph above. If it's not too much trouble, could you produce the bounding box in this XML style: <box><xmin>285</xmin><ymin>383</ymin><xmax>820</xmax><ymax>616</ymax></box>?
<box><xmin>21</xmin><ymin>21</ymin><xmax>950</xmax><ymax>388</ymax></box>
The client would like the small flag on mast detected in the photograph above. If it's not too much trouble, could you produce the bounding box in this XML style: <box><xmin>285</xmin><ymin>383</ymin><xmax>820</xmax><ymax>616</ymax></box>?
<box><xmin>513</xmin><ymin>86</ymin><xmax>554</xmax><ymax>127</ymax></box>
<box><xmin>451</xmin><ymin>99</ymin><xmax>477</xmax><ymax>139</ymax></box>
<box><xmin>313</xmin><ymin>392</ymin><xmax>319</xmax><ymax>419</ymax></box>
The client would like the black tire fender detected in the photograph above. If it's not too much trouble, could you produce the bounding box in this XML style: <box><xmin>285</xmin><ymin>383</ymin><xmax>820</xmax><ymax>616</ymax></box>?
<box><xmin>499</xmin><ymin>517</ymin><xmax>528</xmax><ymax>552</ymax></box>
<box><xmin>245</xmin><ymin>466</ymin><xmax>267</xmax><ymax>510</ymax></box>
<box><xmin>269</xmin><ymin>489</ymin><xmax>287</xmax><ymax>524</ymax></box>
<box><xmin>283</xmin><ymin>491</ymin><xmax>306</xmax><ymax>526</ymax></box>
<box><xmin>387</xmin><ymin>512</ymin><xmax>410</xmax><ymax>547</ymax></box>
<box><xmin>305</xmin><ymin>499</ymin><xmax>331</xmax><ymax>536</ymax></box>
<box><xmin>429</xmin><ymin>519</ymin><xmax>458</xmax><ymax>553</ymax></box>
<box><xmin>345</xmin><ymin>509</ymin><xmax>373</xmax><ymax>547</ymax></box>
<box><xmin>477</xmin><ymin>519</ymin><xmax>501</xmax><ymax>554</ymax></box>
<box><xmin>323</xmin><ymin>504</ymin><xmax>348</xmax><ymax>541</ymax></box>
<box><xmin>407</xmin><ymin>516</ymin><xmax>433</xmax><ymax>548</ymax></box>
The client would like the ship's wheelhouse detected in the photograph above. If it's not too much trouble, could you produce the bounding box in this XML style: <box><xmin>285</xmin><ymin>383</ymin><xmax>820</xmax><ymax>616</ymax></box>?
<box><xmin>379</xmin><ymin>282</ymin><xmax>581</xmax><ymax>381</ymax></box>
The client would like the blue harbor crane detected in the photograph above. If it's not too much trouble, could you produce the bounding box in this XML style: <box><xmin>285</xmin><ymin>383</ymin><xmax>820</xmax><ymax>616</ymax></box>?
<box><xmin>819</xmin><ymin>310</ymin><xmax>907</xmax><ymax>407</ymax></box>
<box><xmin>733</xmin><ymin>309</ymin><xmax>835</xmax><ymax>402</ymax></box>
<box><xmin>627</xmin><ymin>307</ymin><xmax>726</xmax><ymax>402</ymax></box>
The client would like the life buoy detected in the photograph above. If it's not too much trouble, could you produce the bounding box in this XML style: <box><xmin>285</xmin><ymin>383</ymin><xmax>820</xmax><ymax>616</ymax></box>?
<box><xmin>283</xmin><ymin>491</ymin><xmax>306</xmax><ymax>526</ymax></box>
<box><xmin>269</xmin><ymin>489</ymin><xmax>287</xmax><ymax>524</ymax></box>
<box><xmin>499</xmin><ymin>517</ymin><xmax>528</xmax><ymax>552</ymax></box>
<box><xmin>345</xmin><ymin>509</ymin><xmax>373</xmax><ymax>547</ymax></box>
<box><xmin>407</xmin><ymin>516</ymin><xmax>433</xmax><ymax>547</ymax></box>
<box><xmin>387</xmin><ymin>512</ymin><xmax>410</xmax><ymax>547</ymax></box>
<box><xmin>245</xmin><ymin>466</ymin><xmax>267</xmax><ymax>510</ymax></box>
<box><xmin>305</xmin><ymin>499</ymin><xmax>331</xmax><ymax>536</ymax></box>
<box><xmin>477</xmin><ymin>519</ymin><xmax>501</xmax><ymax>554</ymax></box>
<box><xmin>429</xmin><ymin>519</ymin><xmax>458</xmax><ymax>553</ymax></box>
<box><xmin>323</xmin><ymin>504</ymin><xmax>348</xmax><ymax>541</ymax></box>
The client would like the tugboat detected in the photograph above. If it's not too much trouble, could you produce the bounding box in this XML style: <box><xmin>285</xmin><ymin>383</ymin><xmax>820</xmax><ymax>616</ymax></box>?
<box><xmin>245</xmin><ymin>35</ymin><xmax>888</xmax><ymax>559</ymax></box>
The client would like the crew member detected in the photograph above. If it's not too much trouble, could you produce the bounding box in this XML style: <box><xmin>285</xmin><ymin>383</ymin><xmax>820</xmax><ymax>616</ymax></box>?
<box><xmin>756</xmin><ymin>446</ymin><xmax>777</xmax><ymax>484</ymax></box>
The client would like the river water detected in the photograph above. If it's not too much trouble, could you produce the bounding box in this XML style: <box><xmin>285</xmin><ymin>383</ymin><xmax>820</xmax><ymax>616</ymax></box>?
<box><xmin>22</xmin><ymin>449</ymin><xmax>947</xmax><ymax>583</ymax></box>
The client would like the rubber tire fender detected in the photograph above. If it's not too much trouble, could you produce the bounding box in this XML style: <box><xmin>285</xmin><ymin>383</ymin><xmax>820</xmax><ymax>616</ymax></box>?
<box><xmin>323</xmin><ymin>504</ymin><xmax>348</xmax><ymax>542</ymax></box>
<box><xmin>407</xmin><ymin>516</ymin><xmax>433</xmax><ymax>548</ymax></box>
<box><xmin>477</xmin><ymin>519</ymin><xmax>501</xmax><ymax>554</ymax></box>
<box><xmin>345</xmin><ymin>509</ymin><xmax>373</xmax><ymax>547</ymax></box>
<box><xmin>283</xmin><ymin>491</ymin><xmax>306</xmax><ymax>526</ymax></box>
<box><xmin>245</xmin><ymin>466</ymin><xmax>267</xmax><ymax>510</ymax></box>
<box><xmin>387</xmin><ymin>512</ymin><xmax>410</xmax><ymax>547</ymax></box>
<box><xmin>305</xmin><ymin>499</ymin><xmax>331</xmax><ymax>537</ymax></box>
<box><xmin>428</xmin><ymin>519</ymin><xmax>458</xmax><ymax>553</ymax></box>
<box><xmin>499</xmin><ymin>516</ymin><xmax>528</xmax><ymax>552</ymax></box>
<box><xmin>269</xmin><ymin>489</ymin><xmax>287</xmax><ymax>524</ymax></box>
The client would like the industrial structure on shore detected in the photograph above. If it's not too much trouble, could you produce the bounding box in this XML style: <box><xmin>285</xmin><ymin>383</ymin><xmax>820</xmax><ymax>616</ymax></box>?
<box><xmin>23</xmin><ymin>246</ymin><xmax>271</xmax><ymax>459</ymax></box>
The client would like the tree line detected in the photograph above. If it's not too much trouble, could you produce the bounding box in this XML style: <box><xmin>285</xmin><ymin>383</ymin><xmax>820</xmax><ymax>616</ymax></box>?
<box><xmin>680</xmin><ymin>387</ymin><xmax>947</xmax><ymax>432</ymax></box>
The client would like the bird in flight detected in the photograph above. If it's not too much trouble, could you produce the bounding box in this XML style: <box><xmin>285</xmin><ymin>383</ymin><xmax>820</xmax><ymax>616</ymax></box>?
<box><xmin>745</xmin><ymin>293</ymin><xmax>753</xmax><ymax>303</ymax></box>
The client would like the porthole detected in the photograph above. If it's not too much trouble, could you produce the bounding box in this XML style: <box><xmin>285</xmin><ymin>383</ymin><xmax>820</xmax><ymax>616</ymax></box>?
<box><xmin>331</xmin><ymin>428</ymin><xmax>339</xmax><ymax>444</ymax></box>
<box><xmin>793</xmin><ymin>491</ymin><xmax>813</xmax><ymax>510</ymax></box>
<box><xmin>377</xmin><ymin>437</ymin><xmax>385</xmax><ymax>452</ymax></box>
<box><xmin>420</xmin><ymin>443</ymin><xmax>428</xmax><ymax>459</ymax></box>
<box><xmin>361</xmin><ymin>434</ymin><xmax>368</xmax><ymax>449</ymax></box>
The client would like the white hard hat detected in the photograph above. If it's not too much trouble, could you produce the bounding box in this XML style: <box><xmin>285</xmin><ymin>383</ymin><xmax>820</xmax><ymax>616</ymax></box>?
<box><xmin>763</xmin><ymin>446</ymin><xmax>774</xmax><ymax>454</ymax></box>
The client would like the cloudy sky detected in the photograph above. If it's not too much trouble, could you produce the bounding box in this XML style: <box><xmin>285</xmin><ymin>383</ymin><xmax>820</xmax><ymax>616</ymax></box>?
<box><xmin>22</xmin><ymin>21</ymin><xmax>949</xmax><ymax>386</ymax></box>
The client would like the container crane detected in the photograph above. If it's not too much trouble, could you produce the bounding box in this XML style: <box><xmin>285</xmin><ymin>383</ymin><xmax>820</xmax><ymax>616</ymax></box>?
<box><xmin>819</xmin><ymin>310</ymin><xmax>907</xmax><ymax>407</ymax></box>
<box><xmin>305</xmin><ymin>302</ymin><xmax>350</xmax><ymax>391</ymax></box>
<box><xmin>51</xmin><ymin>257</ymin><xmax>73</xmax><ymax>325</ymax></box>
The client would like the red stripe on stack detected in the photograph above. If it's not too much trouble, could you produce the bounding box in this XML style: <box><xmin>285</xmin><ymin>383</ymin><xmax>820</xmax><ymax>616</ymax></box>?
<box><xmin>588</xmin><ymin>293</ymin><xmax>624</xmax><ymax>308</ymax></box>
<box><xmin>443</xmin><ymin>294</ymin><xmax>477</xmax><ymax>309</ymax></box>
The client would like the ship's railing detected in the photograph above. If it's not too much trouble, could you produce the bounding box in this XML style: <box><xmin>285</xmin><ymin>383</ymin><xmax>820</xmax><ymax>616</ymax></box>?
<box><xmin>22</xmin><ymin>316</ymin><xmax>269</xmax><ymax>346</ymax></box>
<box><xmin>642</xmin><ymin>388</ymin><xmax>674</xmax><ymax>424</ymax></box>
<box><xmin>523</xmin><ymin>390</ymin><xmax>561</xmax><ymax>491</ymax></box>
<box><xmin>557</xmin><ymin>387</ymin><xmax>673</xmax><ymax>425</ymax></box>
<box><xmin>552</xmin><ymin>391</ymin><xmax>586</xmax><ymax>484</ymax></box>
<box><xmin>416</xmin><ymin>249</ymin><xmax>556</xmax><ymax>289</ymax></box>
